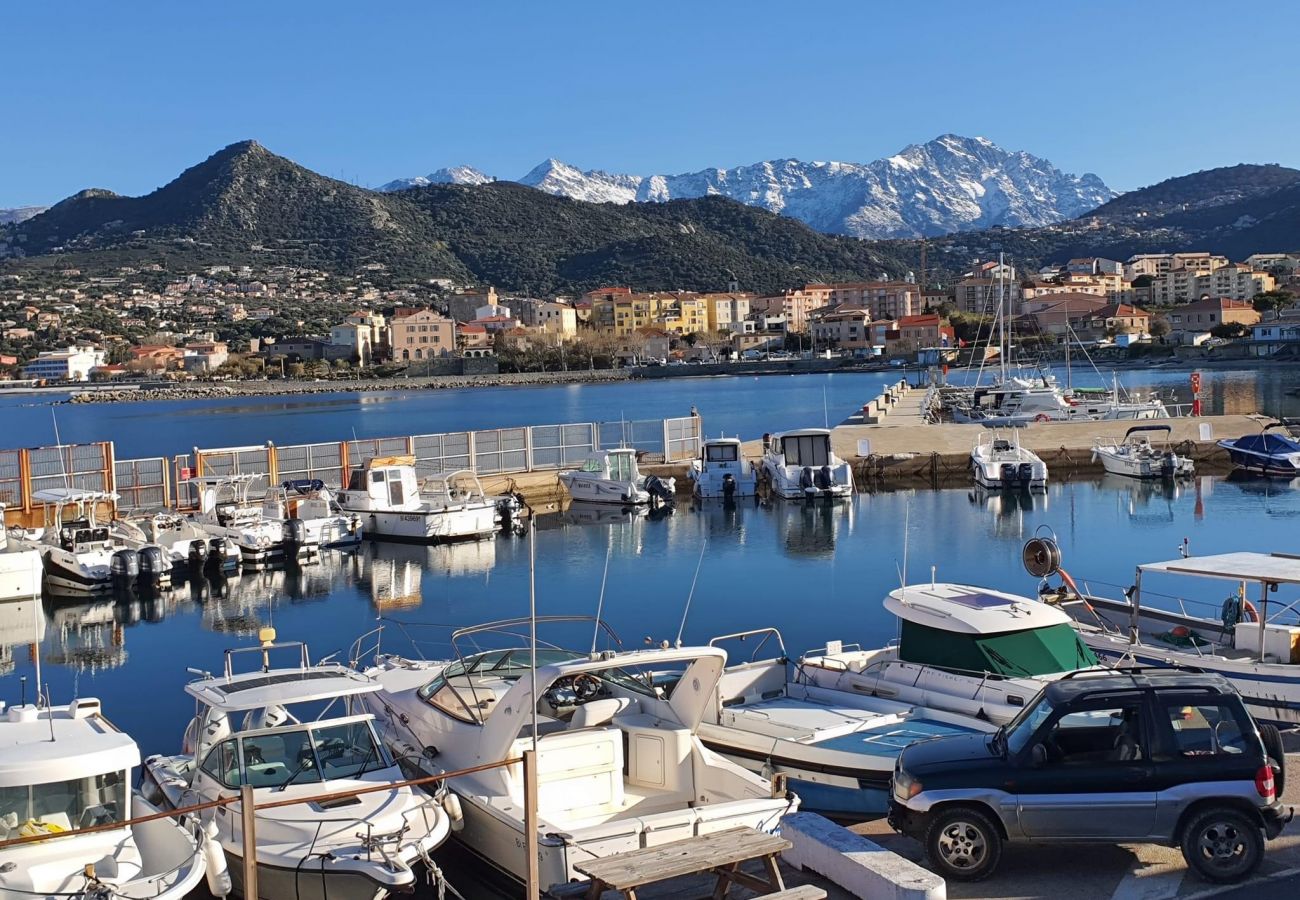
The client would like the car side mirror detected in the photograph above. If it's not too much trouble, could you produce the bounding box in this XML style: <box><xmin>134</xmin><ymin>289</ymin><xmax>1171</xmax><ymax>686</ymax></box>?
<box><xmin>1030</xmin><ymin>743</ymin><xmax>1048</xmax><ymax>767</ymax></box>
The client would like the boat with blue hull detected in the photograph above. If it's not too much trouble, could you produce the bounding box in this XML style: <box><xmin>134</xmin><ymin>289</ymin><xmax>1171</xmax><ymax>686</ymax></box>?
<box><xmin>1217</xmin><ymin>421</ymin><xmax>1300</xmax><ymax>477</ymax></box>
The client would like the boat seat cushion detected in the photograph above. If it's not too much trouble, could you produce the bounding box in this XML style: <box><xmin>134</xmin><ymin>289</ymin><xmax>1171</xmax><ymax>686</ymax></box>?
<box><xmin>570</xmin><ymin>697</ymin><xmax>636</xmax><ymax>730</ymax></box>
<box><xmin>534</xmin><ymin>726</ymin><xmax>625</xmax><ymax>816</ymax></box>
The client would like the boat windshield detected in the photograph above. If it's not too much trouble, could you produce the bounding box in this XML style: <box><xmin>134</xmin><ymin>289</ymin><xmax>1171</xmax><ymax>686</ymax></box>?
<box><xmin>609</xmin><ymin>453</ymin><xmax>636</xmax><ymax>481</ymax></box>
<box><xmin>202</xmin><ymin>719</ymin><xmax>389</xmax><ymax>789</ymax></box>
<box><xmin>899</xmin><ymin>620</ymin><xmax>1097</xmax><ymax>677</ymax></box>
<box><xmin>783</xmin><ymin>435</ymin><xmax>830</xmax><ymax>466</ymax></box>
<box><xmin>0</xmin><ymin>770</ymin><xmax>127</xmax><ymax>836</ymax></box>
<box><xmin>706</xmin><ymin>443</ymin><xmax>739</xmax><ymax>463</ymax></box>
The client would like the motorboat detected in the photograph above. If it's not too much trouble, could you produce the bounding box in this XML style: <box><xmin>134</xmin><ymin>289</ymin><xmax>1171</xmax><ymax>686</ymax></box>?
<box><xmin>0</xmin><ymin>695</ymin><xmax>213</xmax><ymax>900</ymax></box>
<box><xmin>970</xmin><ymin>431</ymin><xmax>1048</xmax><ymax>490</ymax></box>
<box><xmin>142</xmin><ymin>633</ymin><xmax>451</xmax><ymax>900</ymax></box>
<box><xmin>697</xmin><ymin>629</ymin><xmax>991</xmax><ymax>817</ymax></box>
<box><xmin>1217</xmin><ymin>421</ymin><xmax>1300</xmax><ymax>477</ymax></box>
<box><xmin>338</xmin><ymin>458</ymin><xmax>497</xmax><ymax>542</ymax></box>
<box><xmin>757</xmin><ymin>429</ymin><xmax>853</xmax><ymax>500</ymax></box>
<box><xmin>112</xmin><ymin>511</ymin><xmax>241</xmax><ymax>575</ymax></box>
<box><xmin>10</xmin><ymin>489</ymin><xmax>171</xmax><ymax>594</ymax></box>
<box><xmin>952</xmin><ymin>379</ymin><xmax>1169</xmax><ymax>425</ymax></box>
<box><xmin>1040</xmin><ymin>545</ymin><xmax>1300</xmax><ymax>726</ymax></box>
<box><xmin>190</xmin><ymin>475</ymin><xmax>310</xmax><ymax>567</ymax></box>
<box><xmin>0</xmin><ymin>504</ymin><xmax>42</xmax><ymax>602</ymax></box>
<box><xmin>687</xmin><ymin>436</ymin><xmax>756</xmax><ymax>500</ymax></box>
<box><xmin>558</xmin><ymin>448</ymin><xmax>676</xmax><ymax>506</ymax></box>
<box><xmin>1092</xmin><ymin>424</ymin><xmax>1194</xmax><ymax>479</ymax></box>
<box><xmin>355</xmin><ymin>617</ymin><xmax>798</xmax><ymax>893</ymax></box>
<box><xmin>261</xmin><ymin>479</ymin><xmax>363</xmax><ymax>549</ymax></box>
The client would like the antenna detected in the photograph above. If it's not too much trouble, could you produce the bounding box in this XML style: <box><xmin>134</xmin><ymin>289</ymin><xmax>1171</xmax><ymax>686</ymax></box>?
<box><xmin>590</xmin><ymin>539</ymin><xmax>613</xmax><ymax>656</ymax></box>
<box><xmin>674</xmin><ymin>539</ymin><xmax>708</xmax><ymax>648</ymax></box>
<box><xmin>528</xmin><ymin>516</ymin><xmax>539</xmax><ymax>751</ymax></box>
<box><xmin>51</xmin><ymin>409</ymin><xmax>70</xmax><ymax>491</ymax></box>
<box><xmin>823</xmin><ymin>386</ymin><xmax>829</xmax><ymax>429</ymax></box>
<box><xmin>898</xmin><ymin>498</ymin><xmax>911</xmax><ymax>590</ymax></box>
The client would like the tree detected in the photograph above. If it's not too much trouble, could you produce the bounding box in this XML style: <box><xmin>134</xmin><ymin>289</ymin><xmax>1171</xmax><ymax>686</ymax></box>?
<box><xmin>1148</xmin><ymin>317</ymin><xmax>1171</xmax><ymax>338</ymax></box>
<box><xmin>1253</xmin><ymin>290</ymin><xmax>1296</xmax><ymax>315</ymax></box>
<box><xmin>1210</xmin><ymin>322</ymin><xmax>1250</xmax><ymax>339</ymax></box>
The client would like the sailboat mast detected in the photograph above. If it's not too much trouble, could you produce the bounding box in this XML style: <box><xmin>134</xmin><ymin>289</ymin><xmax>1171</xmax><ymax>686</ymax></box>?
<box><xmin>997</xmin><ymin>250</ymin><xmax>1007</xmax><ymax>383</ymax></box>
<box><xmin>1064</xmin><ymin>297</ymin><xmax>1072</xmax><ymax>392</ymax></box>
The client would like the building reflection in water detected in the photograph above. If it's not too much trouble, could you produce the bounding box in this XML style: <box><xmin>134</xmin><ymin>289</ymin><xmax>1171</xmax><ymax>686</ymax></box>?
<box><xmin>0</xmin><ymin>598</ymin><xmax>45</xmax><ymax>677</ymax></box>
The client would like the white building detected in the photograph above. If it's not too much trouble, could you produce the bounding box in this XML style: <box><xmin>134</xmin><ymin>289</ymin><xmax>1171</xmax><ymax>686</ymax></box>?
<box><xmin>21</xmin><ymin>345</ymin><xmax>106</xmax><ymax>382</ymax></box>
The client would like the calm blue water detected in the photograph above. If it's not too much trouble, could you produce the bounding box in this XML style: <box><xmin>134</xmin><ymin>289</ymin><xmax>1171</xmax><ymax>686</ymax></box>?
<box><xmin>1</xmin><ymin>365</ymin><xmax>1297</xmax><ymax>459</ymax></box>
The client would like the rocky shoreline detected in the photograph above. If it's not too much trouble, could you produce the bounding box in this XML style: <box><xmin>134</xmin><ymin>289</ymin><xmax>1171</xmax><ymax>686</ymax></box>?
<box><xmin>66</xmin><ymin>369</ymin><xmax>631</xmax><ymax>403</ymax></box>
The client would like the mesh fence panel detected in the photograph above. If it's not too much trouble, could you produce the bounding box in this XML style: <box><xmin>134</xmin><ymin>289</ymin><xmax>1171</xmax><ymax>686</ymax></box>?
<box><xmin>29</xmin><ymin>444</ymin><xmax>109</xmax><ymax>495</ymax></box>
<box><xmin>115</xmin><ymin>457</ymin><xmax>168</xmax><ymax>511</ymax></box>
<box><xmin>530</xmin><ymin>423</ymin><xmax>597</xmax><ymax>468</ymax></box>
<box><xmin>472</xmin><ymin>428</ymin><xmax>528</xmax><ymax>474</ymax></box>
<box><xmin>0</xmin><ymin>450</ymin><xmax>21</xmax><ymax>508</ymax></box>
<box><xmin>664</xmin><ymin>416</ymin><xmax>703</xmax><ymax>461</ymax></box>
<box><xmin>277</xmin><ymin>442</ymin><xmax>346</xmax><ymax>489</ymax></box>
<box><xmin>411</xmin><ymin>433</ymin><xmax>472</xmax><ymax>476</ymax></box>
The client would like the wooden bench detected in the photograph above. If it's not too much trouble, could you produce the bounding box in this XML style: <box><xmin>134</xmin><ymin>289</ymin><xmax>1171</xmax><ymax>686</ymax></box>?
<box><xmin>573</xmin><ymin>825</ymin><xmax>792</xmax><ymax>899</ymax></box>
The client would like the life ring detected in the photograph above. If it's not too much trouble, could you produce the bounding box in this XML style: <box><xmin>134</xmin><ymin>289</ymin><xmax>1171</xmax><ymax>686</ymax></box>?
<box><xmin>1034</xmin><ymin>414</ymin><xmax>1052</xmax><ymax>423</ymax></box>
<box><xmin>1242</xmin><ymin>599</ymin><xmax>1260</xmax><ymax>622</ymax></box>
<box><xmin>1058</xmin><ymin>567</ymin><xmax>1096</xmax><ymax>615</ymax></box>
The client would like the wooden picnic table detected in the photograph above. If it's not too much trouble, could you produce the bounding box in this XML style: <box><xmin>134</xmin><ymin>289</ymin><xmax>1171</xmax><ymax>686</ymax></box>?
<box><xmin>573</xmin><ymin>825</ymin><xmax>792</xmax><ymax>899</ymax></box>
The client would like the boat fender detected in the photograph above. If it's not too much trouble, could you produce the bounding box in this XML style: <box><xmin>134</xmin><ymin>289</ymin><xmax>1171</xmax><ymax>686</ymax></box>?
<box><xmin>440</xmin><ymin>792</ymin><xmax>465</xmax><ymax>833</ymax></box>
<box><xmin>203</xmin><ymin>820</ymin><xmax>232</xmax><ymax>897</ymax></box>
<box><xmin>1034</xmin><ymin>413</ymin><xmax>1051</xmax><ymax>423</ymax></box>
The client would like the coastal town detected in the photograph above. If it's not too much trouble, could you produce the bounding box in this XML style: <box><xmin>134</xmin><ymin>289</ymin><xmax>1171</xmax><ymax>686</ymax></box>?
<box><xmin>3</xmin><ymin>249</ymin><xmax>1299</xmax><ymax>385</ymax></box>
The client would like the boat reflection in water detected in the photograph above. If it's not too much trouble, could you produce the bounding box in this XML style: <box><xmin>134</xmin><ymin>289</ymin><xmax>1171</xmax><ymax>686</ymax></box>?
<box><xmin>0</xmin><ymin>597</ymin><xmax>44</xmax><ymax>676</ymax></box>
<box><xmin>772</xmin><ymin>496</ymin><xmax>853</xmax><ymax>558</ymax></box>
<box><xmin>1224</xmin><ymin>469</ymin><xmax>1300</xmax><ymax>518</ymax></box>
<box><xmin>968</xmin><ymin>483</ymin><xmax>1046</xmax><ymax>539</ymax></box>
<box><xmin>41</xmin><ymin>592</ymin><xmax>132</xmax><ymax>671</ymax></box>
<box><xmin>559</xmin><ymin>499</ymin><xmax>652</xmax><ymax>528</ymax></box>
<box><xmin>193</xmin><ymin>549</ymin><xmax>363</xmax><ymax>634</ymax></box>
<box><xmin>691</xmin><ymin>496</ymin><xmax>754</xmax><ymax>542</ymax></box>
<box><xmin>363</xmin><ymin>539</ymin><xmax>498</xmax><ymax>611</ymax></box>
<box><xmin>1099</xmin><ymin>472</ymin><xmax>1185</xmax><ymax>524</ymax></box>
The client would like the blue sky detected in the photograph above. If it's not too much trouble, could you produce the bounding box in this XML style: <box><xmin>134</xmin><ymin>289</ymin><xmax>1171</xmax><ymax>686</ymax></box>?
<box><xmin>3</xmin><ymin>0</ymin><xmax>1298</xmax><ymax>206</ymax></box>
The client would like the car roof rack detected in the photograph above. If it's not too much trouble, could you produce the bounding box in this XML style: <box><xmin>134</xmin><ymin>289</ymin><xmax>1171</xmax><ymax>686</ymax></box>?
<box><xmin>1058</xmin><ymin>665</ymin><xmax>1204</xmax><ymax>681</ymax></box>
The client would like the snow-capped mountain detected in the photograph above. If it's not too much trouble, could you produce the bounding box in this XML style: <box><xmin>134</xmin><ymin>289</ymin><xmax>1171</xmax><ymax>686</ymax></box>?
<box><xmin>382</xmin><ymin>135</ymin><xmax>1114</xmax><ymax>239</ymax></box>
<box><xmin>378</xmin><ymin>165</ymin><xmax>492</xmax><ymax>192</ymax></box>
<box><xmin>0</xmin><ymin>206</ymin><xmax>47</xmax><ymax>225</ymax></box>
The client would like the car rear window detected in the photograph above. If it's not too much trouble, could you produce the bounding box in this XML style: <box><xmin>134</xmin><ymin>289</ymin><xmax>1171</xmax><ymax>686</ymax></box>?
<box><xmin>1162</xmin><ymin>702</ymin><xmax>1247</xmax><ymax>757</ymax></box>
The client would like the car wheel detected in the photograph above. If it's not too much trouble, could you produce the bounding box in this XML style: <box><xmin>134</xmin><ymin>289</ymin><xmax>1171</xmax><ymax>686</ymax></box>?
<box><xmin>924</xmin><ymin>806</ymin><xmax>1002</xmax><ymax>882</ymax></box>
<box><xmin>1181</xmin><ymin>807</ymin><xmax>1264</xmax><ymax>884</ymax></box>
<box><xmin>1260</xmin><ymin>723</ymin><xmax>1287</xmax><ymax>796</ymax></box>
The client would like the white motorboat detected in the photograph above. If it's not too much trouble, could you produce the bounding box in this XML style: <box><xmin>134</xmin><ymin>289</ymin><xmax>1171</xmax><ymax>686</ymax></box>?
<box><xmin>191</xmin><ymin>475</ymin><xmax>310</xmax><ymax>567</ymax></box>
<box><xmin>1039</xmin><ymin>544</ymin><xmax>1300</xmax><ymax>726</ymax></box>
<box><xmin>558</xmin><ymin>448</ymin><xmax>676</xmax><ymax>506</ymax></box>
<box><xmin>757</xmin><ymin>429</ymin><xmax>853</xmax><ymax>500</ymax></box>
<box><xmin>1092</xmin><ymin>424</ymin><xmax>1194</xmax><ymax>479</ymax></box>
<box><xmin>113</xmin><ymin>511</ymin><xmax>241</xmax><ymax>576</ymax></box>
<box><xmin>338</xmin><ymin>457</ymin><xmax>497</xmax><ymax>542</ymax></box>
<box><xmin>971</xmin><ymin>430</ymin><xmax>1048</xmax><ymax>490</ymax></box>
<box><xmin>11</xmin><ymin>489</ymin><xmax>171</xmax><ymax>593</ymax></box>
<box><xmin>952</xmin><ymin>379</ymin><xmax>1169</xmax><ymax>425</ymax></box>
<box><xmin>0</xmin><ymin>696</ymin><xmax>213</xmax><ymax>900</ymax></box>
<box><xmin>688</xmin><ymin>436</ymin><xmax>756</xmax><ymax>500</ymax></box>
<box><xmin>0</xmin><ymin>504</ymin><xmax>42</xmax><ymax>602</ymax></box>
<box><xmin>142</xmin><ymin>633</ymin><xmax>451</xmax><ymax>900</ymax></box>
<box><xmin>261</xmin><ymin>479</ymin><xmax>363</xmax><ymax>549</ymax></box>
<box><xmin>697</xmin><ymin>628</ymin><xmax>991</xmax><ymax>819</ymax></box>
<box><xmin>356</xmin><ymin>617</ymin><xmax>797</xmax><ymax>893</ymax></box>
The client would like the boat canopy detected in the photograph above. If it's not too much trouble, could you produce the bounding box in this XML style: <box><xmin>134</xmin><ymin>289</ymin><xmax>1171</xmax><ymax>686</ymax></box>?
<box><xmin>898</xmin><ymin>618</ymin><xmax>1096</xmax><ymax>678</ymax></box>
<box><xmin>1124</xmin><ymin>424</ymin><xmax>1172</xmax><ymax>440</ymax></box>
<box><xmin>776</xmin><ymin>430</ymin><xmax>832</xmax><ymax>466</ymax></box>
<box><xmin>31</xmin><ymin>488</ymin><xmax>118</xmax><ymax>504</ymax></box>
<box><xmin>1138</xmin><ymin>552</ymin><xmax>1300</xmax><ymax>586</ymax></box>
<box><xmin>186</xmin><ymin>665</ymin><xmax>382</xmax><ymax>712</ymax></box>
<box><xmin>1233</xmin><ymin>433</ymin><xmax>1300</xmax><ymax>454</ymax></box>
<box><xmin>886</xmin><ymin>584</ymin><xmax>1071</xmax><ymax>635</ymax></box>
<box><xmin>0</xmin><ymin>701</ymin><xmax>139</xmax><ymax>787</ymax></box>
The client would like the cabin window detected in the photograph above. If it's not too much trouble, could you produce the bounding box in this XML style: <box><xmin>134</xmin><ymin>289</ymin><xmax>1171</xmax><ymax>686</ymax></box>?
<box><xmin>240</xmin><ymin>729</ymin><xmax>323</xmax><ymax>789</ymax></box>
<box><xmin>388</xmin><ymin>476</ymin><xmax>404</xmax><ymax>507</ymax></box>
<box><xmin>200</xmin><ymin>739</ymin><xmax>241</xmax><ymax>788</ymax></box>
<box><xmin>783</xmin><ymin>435</ymin><xmax>830</xmax><ymax>467</ymax></box>
<box><xmin>0</xmin><ymin>771</ymin><xmax>128</xmax><ymax>835</ymax></box>
<box><xmin>897</xmin><ymin>620</ymin><xmax>1096</xmax><ymax>677</ymax></box>
<box><xmin>706</xmin><ymin>444</ymin><xmax>738</xmax><ymax>463</ymax></box>
<box><xmin>610</xmin><ymin>454</ymin><xmax>635</xmax><ymax>481</ymax></box>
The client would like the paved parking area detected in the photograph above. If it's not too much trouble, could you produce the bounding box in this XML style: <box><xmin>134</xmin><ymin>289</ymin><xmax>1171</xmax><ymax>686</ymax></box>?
<box><xmin>849</xmin><ymin>753</ymin><xmax>1300</xmax><ymax>900</ymax></box>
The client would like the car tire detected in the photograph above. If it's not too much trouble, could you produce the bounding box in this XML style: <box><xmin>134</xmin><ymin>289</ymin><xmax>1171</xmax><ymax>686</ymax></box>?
<box><xmin>924</xmin><ymin>806</ymin><xmax>1002</xmax><ymax>882</ymax></box>
<box><xmin>1260</xmin><ymin>723</ymin><xmax>1287</xmax><ymax>796</ymax></box>
<box><xmin>1180</xmin><ymin>807</ymin><xmax>1264</xmax><ymax>884</ymax></box>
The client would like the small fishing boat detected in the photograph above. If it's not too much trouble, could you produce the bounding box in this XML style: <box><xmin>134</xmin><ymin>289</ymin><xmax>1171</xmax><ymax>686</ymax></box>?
<box><xmin>338</xmin><ymin>458</ymin><xmax>497</xmax><ymax>542</ymax></box>
<box><xmin>0</xmin><ymin>695</ymin><xmax>214</xmax><ymax>900</ymax></box>
<box><xmin>757</xmin><ymin>429</ymin><xmax>853</xmax><ymax>500</ymax></box>
<box><xmin>11</xmin><ymin>489</ymin><xmax>171</xmax><ymax>593</ymax></box>
<box><xmin>698</xmin><ymin>628</ymin><xmax>991</xmax><ymax>817</ymax></box>
<box><xmin>1217</xmin><ymin>420</ymin><xmax>1300</xmax><ymax>477</ymax></box>
<box><xmin>112</xmin><ymin>511</ymin><xmax>241</xmax><ymax>575</ymax></box>
<box><xmin>559</xmin><ymin>448</ymin><xmax>676</xmax><ymax>506</ymax></box>
<box><xmin>261</xmin><ymin>479</ymin><xmax>363</xmax><ymax>549</ymax></box>
<box><xmin>143</xmin><ymin>632</ymin><xmax>451</xmax><ymax>900</ymax></box>
<box><xmin>0</xmin><ymin>504</ymin><xmax>42</xmax><ymax>602</ymax></box>
<box><xmin>688</xmin><ymin>436</ymin><xmax>757</xmax><ymax>500</ymax></box>
<box><xmin>356</xmin><ymin>617</ymin><xmax>797</xmax><ymax>893</ymax></box>
<box><xmin>190</xmin><ymin>475</ymin><xmax>310</xmax><ymax>567</ymax></box>
<box><xmin>1092</xmin><ymin>424</ymin><xmax>1194</xmax><ymax>479</ymax></box>
<box><xmin>1038</xmin><ymin>542</ymin><xmax>1300</xmax><ymax>726</ymax></box>
<box><xmin>970</xmin><ymin>431</ymin><xmax>1048</xmax><ymax>490</ymax></box>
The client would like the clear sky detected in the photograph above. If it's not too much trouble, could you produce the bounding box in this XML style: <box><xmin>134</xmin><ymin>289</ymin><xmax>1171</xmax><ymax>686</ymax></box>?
<box><xmin>4</xmin><ymin>0</ymin><xmax>1298</xmax><ymax>206</ymax></box>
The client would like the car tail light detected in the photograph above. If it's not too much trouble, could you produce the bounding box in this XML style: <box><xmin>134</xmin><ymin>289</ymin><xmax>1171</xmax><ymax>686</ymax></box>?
<box><xmin>1256</xmin><ymin>764</ymin><xmax>1276</xmax><ymax>802</ymax></box>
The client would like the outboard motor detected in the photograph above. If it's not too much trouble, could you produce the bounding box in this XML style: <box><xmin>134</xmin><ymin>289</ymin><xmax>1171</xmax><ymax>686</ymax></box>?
<box><xmin>800</xmin><ymin>467</ymin><xmax>814</xmax><ymax>492</ymax></box>
<box><xmin>815</xmin><ymin>465</ymin><xmax>833</xmax><ymax>491</ymax></box>
<box><xmin>187</xmin><ymin>538</ymin><xmax>209</xmax><ymax>570</ymax></box>
<box><xmin>1017</xmin><ymin>463</ymin><xmax>1034</xmax><ymax>485</ymax></box>
<box><xmin>139</xmin><ymin>545</ymin><xmax>169</xmax><ymax>590</ymax></box>
<box><xmin>644</xmin><ymin>475</ymin><xmax>675</xmax><ymax>508</ymax></box>
<box><xmin>284</xmin><ymin>517</ymin><xmax>308</xmax><ymax>548</ymax></box>
<box><xmin>722</xmin><ymin>473</ymin><xmax>737</xmax><ymax>500</ymax></box>
<box><xmin>207</xmin><ymin>538</ymin><xmax>228</xmax><ymax>570</ymax></box>
<box><xmin>111</xmin><ymin>548</ymin><xmax>140</xmax><ymax>587</ymax></box>
<box><xmin>1161</xmin><ymin>453</ymin><xmax>1176</xmax><ymax>478</ymax></box>
<box><xmin>999</xmin><ymin>463</ymin><xmax>1017</xmax><ymax>486</ymax></box>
